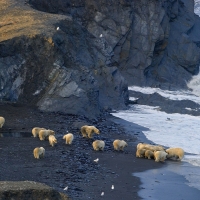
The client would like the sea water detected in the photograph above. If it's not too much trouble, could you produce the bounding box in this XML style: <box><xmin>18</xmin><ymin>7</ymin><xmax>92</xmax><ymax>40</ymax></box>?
<box><xmin>111</xmin><ymin>72</ymin><xmax>200</xmax><ymax>193</ymax></box>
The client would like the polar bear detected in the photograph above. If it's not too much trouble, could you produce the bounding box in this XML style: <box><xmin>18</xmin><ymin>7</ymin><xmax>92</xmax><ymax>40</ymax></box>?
<box><xmin>166</xmin><ymin>147</ymin><xmax>184</xmax><ymax>161</ymax></box>
<box><xmin>0</xmin><ymin>117</ymin><xmax>5</xmax><ymax>128</ymax></box>
<box><xmin>154</xmin><ymin>150</ymin><xmax>168</xmax><ymax>162</ymax></box>
<box><xmin>145</xmin><ymin>150</ymin><xmax>154</xmax><ymax>159</ymax></box>
<box><xmin>32</xmin><ymin>127</ymin><xmax>46</xmax><ymax>138</ymax></box>
<box><xmin>63</xmin><ymin>133</ymin><xmax>74</xmax><ymax>144</ymax></box>
<box><xmin>33</xmin><ymin>147</ymin><xmax>45</xmax><ymax>159</ymax></box>
<box><xmin>136</xmin><ymin>149</ymin><xmax>146</xmax><ymax>158</ymax></box>
<box><xmin>39</xmin><ymin>129</ymin><xmax>55</xmax><ymax>141</ymax></box>
<box><xmin>113</xmin><ymin>139</ymin><xmax>128</xmax><ymax>151</ymax></box>
<box><xmin>137</xmin><ymin>143</ymin><xmax>165</xmax><ymax>151</ymax></box>
<box><xmin>80</xmin><ymin>125</ymin><xmax>100</xmax><ymax>138</ymax></box>
<box><xmin>49</xmin><ymin>135</ymin><xmax>57</xmax><ymax>147</ymax></box>
<box><xmin>92</xmin><ymin>140</ymin><xmax>105</xmax><ymax>151</ymax></box>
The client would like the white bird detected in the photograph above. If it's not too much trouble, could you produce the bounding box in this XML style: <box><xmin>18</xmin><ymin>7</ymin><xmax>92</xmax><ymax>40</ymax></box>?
<box><xmin>100</xmin><ymin>34</ymin><xmax>103</xmax><ymax>38</ymax></box>
<box><xmin>63</xmin><ymin>186</ymin><xmax>68</xmax><ymax>191</ymax></box>
<box><xmin>111</xmin><ymin>185</ymin><xmax>114</xmax><ymax>190</ymax></box>
<box><xmin>94</xmin><ymin>158</ymin><xmax>99</xmax><ymax>163</ymax></box>
<box><xmin>56</xmin><ymin>27</ymin><xmax>60</xmax><ymax>31</ymax></box>
<box><xmin>101</xmin><ymin>192</ymin><xmax>104</xmax><ymax>196</ymax></box>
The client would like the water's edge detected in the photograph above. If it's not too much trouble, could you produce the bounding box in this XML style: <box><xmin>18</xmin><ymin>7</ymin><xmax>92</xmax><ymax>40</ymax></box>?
<box><xmin>109</xmin><ymin>115</ymin><xmax>200</xmax><ymax>199</ymax></box>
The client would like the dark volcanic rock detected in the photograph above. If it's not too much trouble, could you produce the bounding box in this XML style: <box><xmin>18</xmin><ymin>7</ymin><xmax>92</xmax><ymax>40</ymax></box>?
<box><xmin>0</xmin><ymin>181</ymin><xmax>69</xmax><ymax>200</ymax></box>
<box><xmin>0</xmin><ymin>0</ymin><xmax>128</xmax><ymax>118</ymax></box>
<box><xmin>29</xmin><ymin>0</ymin><xmax>200</xmax><ymax>90</ymax></box>
<box><xmin>129</xmin><ymin>90</ymin><xmax>200</xmax><ymax>116</ymax></box>
<box><xmin>1</xmin><ymin>0</ymin><xmax>200</xmax><ymax>117</ymax></box>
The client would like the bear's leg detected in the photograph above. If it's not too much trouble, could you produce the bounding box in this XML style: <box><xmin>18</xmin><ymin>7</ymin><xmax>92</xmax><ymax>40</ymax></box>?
<box><xmin>88</xmin><ymin>132</ymin><xmax>93</xmax><ymax>138</ymax></box>
<box><xmin>82</xmin><ymin>133</ymin><xmax>87</xmax><ymax>137</ymax></box>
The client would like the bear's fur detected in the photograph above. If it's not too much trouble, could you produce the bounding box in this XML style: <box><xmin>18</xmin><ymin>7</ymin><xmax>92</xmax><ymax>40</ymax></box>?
<box><xmin>63</xmin><ymin>133</ymin><xmax>74</xmax><ymax>145</ymax></box>
<box><xmin>0</xmin><ymin>117</ymin><xmax>5</xmax><ymax>128</ymax></box>
<box><xmin>137</xmin><ymin>143</ymin><xmax>165</xmax><ymax>152</ymax></box>
<box><xmin>166</xmin><ymin>147</ymin><xmax>184</xmax><ymax>161</ymax></box>
<box><xmin>145</xmin><ymin>150</ymin><xmax>154</xmax><ymax>159</ymax></box>
<box><xmin>154</xmin><ymin>150</ymin><xmax>168</xmax><ymax>162</ymax></box>
<box><xmin>32</xmin><ymin>127</ymin><xmax>46</xmax><ymax>138</ymax></box>
<box><xmin>39</xmin><ymin>129</ymin><xmax>55</xmax><ymax>141</ymax></box>
<box><xmin>49</xmin><ymin>135</ymin><xmax>57</xmax><ymax>147</ymax></box>
<box><xmin>92</xmin><ymin>140</ymin><xmax>105</xmax><ymax>151</ymax></box>
<box><xmin>113</xmin><ymin>139</ymin><xmax>128</xmax><ymax>151</ymax></box>
<box><xmin>80</xmin><ymin>125</ymin><xmax>100</xmax><ymax>138</ymax></box>
<box><xmin>33</xmin><ymin>147</ymin><xmax>45</xmax><ymax>159</ymax></box>
<box><xmin>136</xmin><ymin>149</ymin><xmax>146</xmax><ymax>158</ymax></box>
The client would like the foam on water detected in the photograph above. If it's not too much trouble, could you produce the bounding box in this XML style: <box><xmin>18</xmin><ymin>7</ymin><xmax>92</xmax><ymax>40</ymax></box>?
<box><xmin>113</xmin><ymin>82</ymin><xmax>200</xmax><ymax>191</ymax></box>
<box><xmin>195</xmin><ymin>0</ymin><xmax>200</xmax><ymax>16</ymax></box>
<box><xmin>129</xmin><ymin>86</ymin><xmax>200</xmax><ymax>104</ymax></box>
<box><xmin>112</xmin><ymin>104</ymin><xmax>200</xmax><ymax>156</ymax></box>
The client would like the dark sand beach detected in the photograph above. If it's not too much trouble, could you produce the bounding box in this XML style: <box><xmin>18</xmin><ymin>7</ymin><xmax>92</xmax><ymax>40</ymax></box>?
<box><xmin>0</xmin><ymin>103</ymin><xmax>200</xmax><ymax>200</ymax></box>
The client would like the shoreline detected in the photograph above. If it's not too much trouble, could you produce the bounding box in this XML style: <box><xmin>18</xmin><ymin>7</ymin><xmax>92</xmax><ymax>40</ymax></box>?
<box><xmin>0</xmin><ymin>103</ymin><xmax>162</xmax><ymax>200</ymax></box>
<box><xmin>110</xmin><ymin>115</ymin><xmax>200</xmax><ymax>200</ymax></box>
<box><xmin>1</xmin><ymin>103</ymin><xmax>200</xmax><ymax>199</ymax></box>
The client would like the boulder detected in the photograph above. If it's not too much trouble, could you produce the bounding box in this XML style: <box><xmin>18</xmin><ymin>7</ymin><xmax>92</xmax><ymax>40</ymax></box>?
<box><xmin>0</xmin><ymin>181</ymin><xmax>69</xmax><ymax>200</ymax></box>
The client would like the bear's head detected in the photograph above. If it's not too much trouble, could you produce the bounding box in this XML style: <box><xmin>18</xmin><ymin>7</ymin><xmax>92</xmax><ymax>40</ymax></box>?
<box><xmin>122</xmin><ymin>140</ymin><xmax>128</xmax><ymax>147</ymax></box>
<box><xmin>94</xmin><ymin>127</ymin><xmax>100</xmax><ymax>134</ymax></box>
<box><xmin>49</xmin><ymin>130</ymin><xmax>55</xmax><ymax>135</ymax></box>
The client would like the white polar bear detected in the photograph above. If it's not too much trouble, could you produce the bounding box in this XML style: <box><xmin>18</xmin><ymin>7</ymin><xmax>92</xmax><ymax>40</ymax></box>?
<box><xmin>145</xmin><ymin>150</ymin><xmax>154</xmax><ymax>159</ymax></box>
<box><xmin>154</xmin><ymin>151</ymin><xmax>168</xmax><ymax>162</ymax></box>
<box><xmin>92</xmin><ymin>140</ymin><xmax>105</xmax><ymax>151</ymax></box>
<box><xmin>33</xmin><ymin>147</ymin><xmax>45</xmax><ymax>159</ymax></box>
<box><xmin>136</xmin><ymin>149</ymin><xmax>146</xmax><ymax>158</ymax></box>
<box><xmin>137</xmin><ymin>143</ymin><xmax>165</xmax><ymax>151</ymax></box>
<box><xmin>166</xmin><ymin>147</ymin><xmax>184</xmax><ymax>161</ymax></box>
<box><xmin>80</xmin><ymin>125</ymin><xmax>100</xmax><ymax>138</ymax></box>
<box><xmin>0</xmin><ymin>117</ymin><xmax>5</xmax><ymax>128</ymax></box>
<box><xmin>63</xmin><ymin>133</ymin><xmax>74</xmax><ymax>144</ymax></box>
<box><xmin>39</xmin><ymin>129</ymin><xmax>55</xmax><ymax>141</ymax></box>
<box><xmin>49</xmin><ymin>135</ymin><xmax>57</xmax><ymax>147</ymax></box>
<box><xmin>32</xmin><ymin>127</ymin><xmax>46</xmax><ymax>138</ymax></box>
<box><xmin>113</xmin><ymin>139</ymin><xmax>128</xmax><ymax>151</ymax></box>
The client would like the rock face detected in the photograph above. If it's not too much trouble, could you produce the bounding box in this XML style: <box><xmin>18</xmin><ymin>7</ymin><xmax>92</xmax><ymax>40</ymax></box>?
<box><xmin>0</xmin><ymin>0</ymin><xmax>128</xmax><ymax>117</ymax></box>
<box><xmin>0</xmin><ymin>181</ymin><xmax>69</xmax><ymax>200</ymax></box>
<box><xmin>0</xmin><ymin>0</ymin><xmax>200</xmax><ymax>116</ymax></box>
<box><xmin>29</xmin><ymin>0</ymin><xmax>200</xmax><ymax>90</ymax></box>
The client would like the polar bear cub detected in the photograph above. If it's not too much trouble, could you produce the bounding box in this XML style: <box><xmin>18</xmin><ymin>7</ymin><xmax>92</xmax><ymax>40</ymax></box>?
<box><xmin>80</xmin><ymin>125</ymin><xmax>100</xmax><ymax>138</ymax></box>
<box><xmin>32</xmin><ymin>127</ymin><xmax>46</xmax><ymax>138</ymax></box>
<box><xmin>145</xmin><ymin>150</ymin><xmax>154</xmax><ymax>159</ymax></box>
<box><xmin>136</xmin><ymin>149</ymin><xmax>146</xmax><ymax>158</ymax></box>
<box><xmin>154</xmin><ymin>150</ymin><xmax>168</xmax><ymax>162</ymax></box>
<box><xmin>63</xmin><ymin>133</ymin><xmax>74</xmax><ymax>144</ymax></box>
<box><xmin>113</xmin><ymin>139</ymin><xmax>128</xmax><ymax>151</ymax></box>
<box><xmin>49</xmin><ymin>135</ymin><xmax>57</xmax><ymax>147</ymax></box>
<box><xmin>166</xmin><ymin>147</ymin><xmax>184</xmax><ymax>161</ymax></box>
<box><xmin>0</xmin><ymin>117</ymin><xmax>5</xmax><ymax>128</ymax></box>
<box><xmin>39</xmin><ymin>129</ymin><xmax>55</xmax><ymax>141</ymax></box>
<box><xmin>33</xmin><ymin>147</ymin><xmax>45</xmax><ymax>159</ymax></box>
<box><xmin>92</xmin><ymin>140</ymin><xmax>105</xmax><ymax>151</ymax></box>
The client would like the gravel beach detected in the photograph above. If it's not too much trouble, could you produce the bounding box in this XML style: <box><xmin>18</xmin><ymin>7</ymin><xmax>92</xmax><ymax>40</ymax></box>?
<box><xmin>1</xmin><ymin>103</ymin><xmax>200</xmax><ymax>200</ymax></box>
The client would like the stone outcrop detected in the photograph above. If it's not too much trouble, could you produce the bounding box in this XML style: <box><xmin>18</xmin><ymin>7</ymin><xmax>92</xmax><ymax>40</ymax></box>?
<box><xmin>0</xmin><ymin>0</ymin><xmax>200</xmax><ymax>116</ymax></box>
<box><xmin>0</xmin><ymin>181</ymin><xmax>70</xmax><ymax>200</ymax></box>
<box><xmin>29</xmin><ymin>0</ymin><xmax>200</xmax><ymax>90</ymax></box>
<box><xmin>0</xmin><ymin>0</ymin><xmax>128</xmax><ymax>117</ymax></box>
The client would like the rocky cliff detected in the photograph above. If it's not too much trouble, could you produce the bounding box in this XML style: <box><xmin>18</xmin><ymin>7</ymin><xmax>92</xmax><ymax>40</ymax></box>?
<box><xmin>0</xmin><ymin>0</ymin><xmax>200</xmax><ymax>116</ymax></box>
